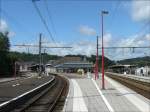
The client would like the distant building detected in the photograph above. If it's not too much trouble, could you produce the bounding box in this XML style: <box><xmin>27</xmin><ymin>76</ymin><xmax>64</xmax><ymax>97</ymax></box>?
<box><xmin>45</xmin><ymin>64</ymin><xmax>56</xmax><ymax>74</ymax></box>
<box><xmin>108</xmin><ymin>65</ymin><xmax>150</xmax><ymax>77</ymax></box>
<box><xmin>108</xmin><ymin>65</ymin><xmax>136</xmax><ymax>74</ymax></box>
<box><xmin>53</xmin><ymin>56</ymin><xmax>93</xmax><ymax>73</ymax></box>
<box><xmin>16</xmin><ymin>61</ymin><xmax>36</xmax><ymax>72</ymax></box>
<box><xmin>135</xmin><ymin>66</ymin><xmax>150</xmax><ymax>76</ymax></box>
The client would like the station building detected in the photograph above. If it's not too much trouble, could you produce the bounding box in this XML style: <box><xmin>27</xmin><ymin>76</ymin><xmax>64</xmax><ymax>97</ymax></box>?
<box><xmin>108</xmin><ymin>65</ymin><xmax>136</xmax><ymax>74</ymax></box>
<box><xmin>46</xmin><ymin>56</ymin><xmax>93</xmax><ymax>73</ymax></box>
<box><xmin>108</xmin><ymin>64</ymin><xmax>150</xmax><ymax>76</ymax></box>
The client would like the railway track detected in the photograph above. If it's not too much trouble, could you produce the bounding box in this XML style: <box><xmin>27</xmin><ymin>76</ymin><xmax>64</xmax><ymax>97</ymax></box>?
<box><xmin>106</xmin><ymin>72</ymin><xmax>150</xmax><ymax>99</ymax></box>
<box><xmin>0</xmin><ymin>74</ymin><xmax>69</xmax><ymax>112</ymax></box>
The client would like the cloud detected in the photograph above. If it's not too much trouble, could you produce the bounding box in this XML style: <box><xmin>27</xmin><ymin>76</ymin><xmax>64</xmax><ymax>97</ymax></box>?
<box><xmin>79</xmin><ymin>25</ymin><xmax>96</xmax><ymax>36</ymax></box>
<box><xmin>145</xmin><ymin>33</ymin><xmax>150</xmax><ymax>41</ymax></box>
<box><xmin>11</xmin><ymin>33</ymin><xmax>150</xmax><ymax>60</ymax></box>
<box><xmin>132</xmin><ymin>0</ymin><xmax>150</xmax><ymax>22</ymax></box>
<box><xmin>0</xmin><ymin>20</ymin><xmax>8</xmax><ymax>33</ymax></box>
<box><xmin>10</xmin><ymin>33</ymin><xmax>111</xmax><ymax>57</ymax></box>
<box><xmin>0</xmin><ymin>19</ymin><xmax>15</xmax><ymax>37</ymax></box>
<box><xmin>11</xmin><ymin>40</ymin><xmax>96</xmax><ymax>56</ymax></box>
<box><xmin>45</xmin><ymin>41</ymin><xmax>96</xmax><ymax>56</ymax></box>
<box><xmin>99</xmin><ymin>33</ymin><xmax>112</xmax><ymax>47</ymax></box>
<box><xmin>112</xmin><ymin>33</ymin><xmax>150</xmax><ymax>60</ymax></box>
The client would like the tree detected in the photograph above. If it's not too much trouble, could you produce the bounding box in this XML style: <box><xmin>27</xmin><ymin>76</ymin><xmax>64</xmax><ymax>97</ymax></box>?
<box><xmin>0</xmin><ymin>32</ymin><xmax>10</xmax><ymax>52</ymax></box>
<box><xmin>0</xmin><ymin>32</ymin><xmax>11</xmax><ymax>77</ymax></box>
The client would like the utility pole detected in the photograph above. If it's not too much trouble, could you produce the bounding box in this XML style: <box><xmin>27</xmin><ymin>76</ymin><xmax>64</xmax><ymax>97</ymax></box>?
<box><xmin>101</xmin><ymin>10</ymin><xmax>108</xmax><ymax>89</ymax></box>
<box><xmin>97</xmin><ymin>36</ymin><xmax>99</xmax><ymax>79</ymax></box>
<box><xmin>0</xmin><ymin>0</ymin><xmax>1</xmax><ymax>27</ymax></box>
<box><xmin>39</xmin><ymin>33</ymin><xmax>42</xmax><ymax>76</ymax></box>
<box><xmin>27</xmin><ymin>47</ymin><xmax>29</xmax><ymax>54</ymax></box>
<box><xmin>95</xmin><ymin>36</ymin><xmax>99</xmax><ymax>80</ymax></box>
<box><xmin>43</xmin><ymin>49</ymin><xmax>46</xmax><ymax>65</ymax></box>
<box><xmin>14</xmin><ymin>61</ymin><xmax>16</xmax><ymax>78</ymax></box>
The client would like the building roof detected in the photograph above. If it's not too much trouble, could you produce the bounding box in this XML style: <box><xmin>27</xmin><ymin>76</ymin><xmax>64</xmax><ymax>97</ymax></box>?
<box><xmin>16</xmin><ymin>61</ymin><xmax>36</xmax><ymax>66</ymax></box>
<box><xmin>109</xmin><ymin>64</ymin><xmax>136</xmax><ymax>69</ymax></box>
<box><xmin>52</xmin><ymin>56</ymin><xmax>82</xmax><ymax>66</ymax></box>
<box><xmin>55</xmin><ymin>62</ymin><xmax>93</xmax><ymax>68</ymax></box>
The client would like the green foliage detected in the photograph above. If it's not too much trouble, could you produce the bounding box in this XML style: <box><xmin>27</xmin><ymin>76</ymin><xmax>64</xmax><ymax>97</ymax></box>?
<box><xmin>87</xmin><ymin>55</ymin><xmax>115</xmax><ymax>69</ymax></box>
<box><xmin>0</xmin><ymin>32</ymin><xmax>12</xmax><ymax>77</ymax></box>
<box><xmin>0</xmin><ymin>32</ymin><xmax>10</xmax><ymax>52</ymax></box>
<box><xmin>8</xmin><ymin>51</ymin><xmax>61</xmax><ymax>63</ymax></box>
<box><xmin>118</xmin><ymin>56</ymin><xmax>150</xmax><ymax>67</ymax></box>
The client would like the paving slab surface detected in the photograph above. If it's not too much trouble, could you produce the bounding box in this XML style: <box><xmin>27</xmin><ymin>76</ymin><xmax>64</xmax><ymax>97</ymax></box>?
<box><xmin>62</xmin><ymin>73</ymin><xmax>150</xmax><ymax>112</ymax></box>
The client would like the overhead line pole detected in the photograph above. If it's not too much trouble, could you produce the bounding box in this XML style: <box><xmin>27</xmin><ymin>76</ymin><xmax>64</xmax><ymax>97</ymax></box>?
<box><xmin>101</xmin><ymin>10</ymin><xmax>109</xmax><ymax>90</ymax></box>
<box><xmin>101</xmin><ymin>11</ymin><xmax>104</xmax><ymax>89</ymax></box>
<box><xmin>39</xmin><ymin>33</ymin><xmax>42</xmax><ymax>76</ymax></box>
<box><xmin>95</xmin><ymin>36</ymin><xmax>99</xmax><ymax>80</ymax></box>
<box><xmin>0</xmin><ymin>0</ymin><xmax>1</xmax><ymax>27</ymax></box>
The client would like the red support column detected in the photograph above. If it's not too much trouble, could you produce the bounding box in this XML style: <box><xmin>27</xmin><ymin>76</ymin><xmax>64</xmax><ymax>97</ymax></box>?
<box><xmin>101</xmin><ymin>12</ymin><xmax>105</xmax><ymax>89</ymax></box>
<box><xmin>95</xmin><ymin>36</ymin><xmax>99</xmax><ymax>80</ymax></box>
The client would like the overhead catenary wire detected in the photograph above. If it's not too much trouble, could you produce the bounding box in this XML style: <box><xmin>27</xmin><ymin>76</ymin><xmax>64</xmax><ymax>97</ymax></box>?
<box><xmin>108</xmin><ymin>0</ymin><xmax>122</xmax><ymax>29</ymax></box>
<box><xmin>3</xmin><ymin>0</ymin><xmax>150</xmax><ymax>1</ymax></box>
<box><xmin>32</xmin><ymin>0</ymin><xmax>57</xmax><ymax>45</ymax></box>
<box><xmin>135</xmin><ymin>20</ymin><xmax>150</xmax><ymax>35</ymax></box>
<box><xmin>13</xmin><ymin>44</ymin><xmax>72</xmax><ymax>48</ymax></box>
<box><xmin>0</xmin><ymin>0</ymin><xmax>1</xmax><ymax>27</ymax></box>
<box><xmin>44</xmin><ymin>0</ymin><xmax>57</xmax><ymax>37</ymax></box>
<box><xmin>98</xmin><ymin>46</ymin><xmax>150</xmax><ymax>49</ymax></box>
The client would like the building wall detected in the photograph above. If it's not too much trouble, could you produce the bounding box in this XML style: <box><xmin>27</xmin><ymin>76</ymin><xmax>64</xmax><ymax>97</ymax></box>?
<box><xmin>135</xmin><ymin>66</ymin><xmax>150</xmax><ymax>76</ymax></box>
<box><xmin>45</xmin><ymin>67</ymin><xmax>56</xmax><ymax>73</ymax></box>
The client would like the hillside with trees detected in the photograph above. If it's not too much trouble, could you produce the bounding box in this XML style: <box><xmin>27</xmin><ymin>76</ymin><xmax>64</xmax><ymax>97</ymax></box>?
<box><xmin>118</xmin><ymin>56</ymin><xmax>150</xmax><ymax>67</ymax></box>
<box><xmin>0</xmin><ymin>32</ymin><xmax>14</xmax><ymax>77</ymax></box>
<box><xmin>1</xmin><ymin>31</ymin><xmax>149</xmax><ymax>77</ymax></box>
<box><xmin>9</xmin><ymin>52</ymin><xmax>61</xmax><ymax>63</ymax></box>
<box><xmin>7</xmin><ymin>53</ymin><xmax>114</xmax><ymax>69</ymax></box>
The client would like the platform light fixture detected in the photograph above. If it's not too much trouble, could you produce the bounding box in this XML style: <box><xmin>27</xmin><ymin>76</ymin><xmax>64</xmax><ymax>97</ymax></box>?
<box><xmin>101</xmin><ymin>10</ymin><xmax>109</xmax><ymax>89</ymax></box>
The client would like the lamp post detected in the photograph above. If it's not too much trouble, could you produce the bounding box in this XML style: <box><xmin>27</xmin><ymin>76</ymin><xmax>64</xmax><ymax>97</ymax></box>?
<box><xmin>101</xmin><ymin>10</ymin><xmax>108</xmax><ymax>89</ymax></box>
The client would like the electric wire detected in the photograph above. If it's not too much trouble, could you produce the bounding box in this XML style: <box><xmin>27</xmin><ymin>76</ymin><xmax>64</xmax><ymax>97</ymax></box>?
<box><xmin>32</xmin><ymin>0</ymin><xmax>57</xmax><ymax>45</ymax></box>
<box><xmin>0</xmin><ymin>0</ymin><xmax>2</xmax><ymax>27</ymax></box>
<box><xmin>44</xmin><ymin>0</ymin><xmax>57</xmax><ymax>37</ymax></box>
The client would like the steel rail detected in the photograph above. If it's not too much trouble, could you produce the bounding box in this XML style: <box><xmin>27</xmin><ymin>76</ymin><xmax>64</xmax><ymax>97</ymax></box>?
<box><xmin>0</xmin><ymin>76</ymin><xmax>55</xmax><ymax>112</ymax></box>
<box><xmin>23</xmin><ymin>74</ymin><xmax>68</xmax><ymax>112</ymax></box>
<box><xmin>106</xmin><ymin>72</ymin><xmax>150</xmax><ymax>99</ymax></box>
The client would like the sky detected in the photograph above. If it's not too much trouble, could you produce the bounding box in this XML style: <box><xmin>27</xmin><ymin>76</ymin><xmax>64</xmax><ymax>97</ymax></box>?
<box><xmin>0</xmin><ymin>0</ymin><xmax>150</xmax><ymax>60</ymax></box>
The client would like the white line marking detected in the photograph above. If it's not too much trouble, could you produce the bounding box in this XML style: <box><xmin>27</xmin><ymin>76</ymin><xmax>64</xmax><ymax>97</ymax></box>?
<box><xmin>92</xmin><ymin>78</ymin><xmax>114</xmax><ymax>112</ymax></box>
<box><xmin>0</xmin><ymin>76</ymin><xmax>55</xmax><ymax>107</ymax></box>
<box><xmin>12</xmin><ymin>84</ymin><xmax>16</xmax><ymax>87</ymax></box>
<box><xmin>105</xmin><ymin>76</ymin><xmax>150</xmax><ymax>112</ymax></box>
<box><xmin>62</xmin><ymin>80</ymin><xmax>70</xmax><ymax>111</ymax></box>
<box><xmin>71</xmin><ymin>79</ymin><xmax>88</xmax><ymax>112</ymax></box>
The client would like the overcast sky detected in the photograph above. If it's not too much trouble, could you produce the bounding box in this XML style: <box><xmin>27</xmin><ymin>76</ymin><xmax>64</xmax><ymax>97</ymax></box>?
<box><xmin>0</xmin><ymin>0</ymin><xmax>150</xmax><ymax>60</ymax></box>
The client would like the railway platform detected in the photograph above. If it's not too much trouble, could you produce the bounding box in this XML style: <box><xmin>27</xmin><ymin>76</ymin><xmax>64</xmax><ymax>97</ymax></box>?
<box><xmin>0</xmin><ymin>75</ymin><xmax>53</xmax><ymax>104</ymax></box>
<box><xmin>0</xmin><ymin>78</ymin><xmax>18</xmax><ymax>83</ymax></box>
<box><xmin>0</xmin><ymin>73</ymin><xmax>149</xmax><ymax>112</ymax></box>
<box><xmin>63</xmin><ymin>73</ymin><xmax>150</xmax><ymax>112</ymax></box>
